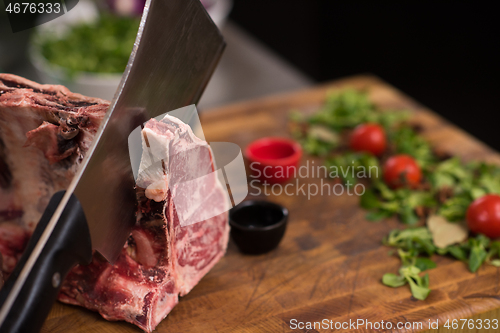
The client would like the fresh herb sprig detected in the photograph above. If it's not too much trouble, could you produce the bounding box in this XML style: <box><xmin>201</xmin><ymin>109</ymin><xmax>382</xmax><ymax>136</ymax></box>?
<box><xmin>325</xmin><ymin>152</ymin><xmax>380</xmax><ymax>187</ymax></box>
<box><xmin>383</xmin><ymin>229</ymin><xmax>500</xmax><ymax>299</ymax></box>
<box><xmin>382</xmin><ymin>230</ymin><xmax>500</xmax><ymax>299</ymax></box>
<box><xmin>382</xmin><ymin>248</ymin><xmax>435</xmax><ymax>300</ymax></box>
<box><xmin>361</xmin><ymin>182</ymin><xmax>437</xmax><ymax>224</ymax></box>
<box><xmin>37</xmin><ymin>13</ymin><xmax>140</xmax><ymax>75</ymax></box>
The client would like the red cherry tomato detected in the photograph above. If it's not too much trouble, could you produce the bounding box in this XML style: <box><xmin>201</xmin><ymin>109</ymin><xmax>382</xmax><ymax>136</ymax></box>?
<box><xmin>466</xmin><ymin>194</ymin><xmax>500</xmax><ymax>239</ymax></box>
<box><xmin>383</xmin><ymin>154</ymin><xmax>422</xmax><ymax>189</ymax></box>
<box><xmin>350</xmin><ymin>123</ymin><xmax>387</xmax><ymax>156</ymax></box>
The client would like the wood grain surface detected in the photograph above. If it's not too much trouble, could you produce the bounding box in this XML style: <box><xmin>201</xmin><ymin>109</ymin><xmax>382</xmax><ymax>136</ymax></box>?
<box><xmin>41</xmin><ymin>76</ymin><xmax>500</xmax><ymax>332</ymax></box>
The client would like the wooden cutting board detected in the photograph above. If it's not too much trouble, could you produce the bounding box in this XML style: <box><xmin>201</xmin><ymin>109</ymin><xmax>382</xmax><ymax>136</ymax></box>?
<box><xmin>41</xmin><ymin>76</ymin><xmax>500</xmax><ymax>333</ymax></box>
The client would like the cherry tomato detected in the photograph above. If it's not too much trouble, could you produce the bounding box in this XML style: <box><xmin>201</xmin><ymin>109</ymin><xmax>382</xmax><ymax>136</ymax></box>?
<box><xmin>383</xmin><ymin>154</ymin><xmax>422</xmax><ymax>189</ymax></box>
<box><xmin>466</xmin><ymin>194</ymin><xmax>500</xmax><ymax>239</ymax></box>
<box><xmin>349</xmin><ymin>123</ymin><xmax>387</xmax><ymax>156</ymax></box>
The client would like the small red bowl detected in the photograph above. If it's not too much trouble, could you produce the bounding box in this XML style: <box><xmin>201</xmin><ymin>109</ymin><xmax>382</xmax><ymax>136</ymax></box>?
<box><xmin>245</xmin><ymin>137</ymin><xmax>302</xmax><ymax>184</ymax></box>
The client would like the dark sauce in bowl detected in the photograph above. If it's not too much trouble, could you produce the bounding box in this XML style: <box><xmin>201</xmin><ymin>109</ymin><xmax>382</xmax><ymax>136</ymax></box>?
<box><xmin>229</xmin><ymin>200</ymin><xmax>288</xmax><ymax>254</ymax></box>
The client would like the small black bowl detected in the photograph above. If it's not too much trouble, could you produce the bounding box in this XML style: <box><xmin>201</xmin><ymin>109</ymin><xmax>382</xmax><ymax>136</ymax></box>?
<box><xmin>229</xmin><ymin>200</ymin><xmax>288</xmax><ymax>255</ymax></box>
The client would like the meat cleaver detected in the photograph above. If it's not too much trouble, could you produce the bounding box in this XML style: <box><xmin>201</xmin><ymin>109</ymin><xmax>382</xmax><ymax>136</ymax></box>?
<box><xmin>0</xmin><ymin>0</ymin><xmax>225</xmax><ymax>331</ymax></box>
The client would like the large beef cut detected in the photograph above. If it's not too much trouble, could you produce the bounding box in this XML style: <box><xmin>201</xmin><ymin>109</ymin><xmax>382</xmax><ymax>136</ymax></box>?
<box><xmin>0</xmin><ymin>74</ymin><xmax>230</xmax><ymax>332</ymax></box>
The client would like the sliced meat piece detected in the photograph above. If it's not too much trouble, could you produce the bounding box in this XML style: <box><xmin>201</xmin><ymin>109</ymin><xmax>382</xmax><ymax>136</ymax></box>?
<box><xmin>0</xmin><ymin>74</ymin><xmax>229</xmax><ymax>332</ymax></box>
<box><xmin>58</xmin><ymin>250</ymin><xmax>180</xmax><ymax>332</ymax></box>
<box><xmin>59</xmin><ymin>115</ymin><xmax>230</xmax><ymax>332</ymax></box>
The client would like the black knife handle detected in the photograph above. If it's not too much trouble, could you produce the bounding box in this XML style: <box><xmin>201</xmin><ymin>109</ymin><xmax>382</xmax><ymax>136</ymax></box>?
<box><xmin>0</xmin><ymin>191</ymin><xmax>92</xmax><ymax>333</ymax></box>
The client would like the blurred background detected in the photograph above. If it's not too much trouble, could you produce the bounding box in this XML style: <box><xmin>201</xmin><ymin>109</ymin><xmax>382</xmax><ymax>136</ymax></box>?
<box><xmin>1</xmin><ymin>0</ymin><xmax>498</xmax><ymax>149</ymax></box>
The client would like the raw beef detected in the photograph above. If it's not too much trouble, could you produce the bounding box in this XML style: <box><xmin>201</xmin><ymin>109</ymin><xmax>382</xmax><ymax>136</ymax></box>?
<box><xmin>0</xmin><ymin>74</ymin><xmax>230</xmax><ymax>332</ymax></box>
<box><xmin>0</xmin><ymin>73</ymin><xmax>107</xmax><ymax>279</ymax></box>
<box><xmin>0</xmin><ymin>74</ymin><xmax>107</xmax><ymax>232</ymax></box>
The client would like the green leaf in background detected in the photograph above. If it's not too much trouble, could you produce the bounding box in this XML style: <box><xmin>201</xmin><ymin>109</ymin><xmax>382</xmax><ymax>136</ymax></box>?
<box><xmin>486</xmin><ymin>241</ymin><xmax>500</xmax><ymax>262</ymax></box>
<box><xmin>470</xmin><ymin>187</ymin><xmax>487</xmax><ymax>200</ymax></box>
<box><xmin>408</xmin><ymin>279</ymin><xmax>431</xmax><ymax>300</ymax></box>
<box><xmin>363</xmin><ymin>183</ymin><xmax>436</xmax><ymax>225</ymax></box>
<box><xmin>469</xmin><ymin>245</ymin><xmax>487</xmax><ymax>273</ymax></box>
<box><xmin>415</xmin><ymin>257</ymin><xmax>437</xmax><ymax>271</ymax></box>
<box><xmin>400</xmin><ymin>205</ymin><xmax>420</xmax><ymax>225</ymax></box>
<box><xmin>325</xmin><ymin>152</ymin><xmax>380</xmax><ymax>186</ymax></box>
<box><xmin>478</xmin><ymin>173</ymin><xmax>500</xmax><ymax>194</ymax></box>
<box><xmin>434</xmin><ymin>161</ymin><xmax>500</xmax><ymax>222</ymax></box>
<box><xmin>377</xmin><ymin>110</ymin><xmax>411</xmax><ymax>130</ymax></box>
<box><xmin>390</xmin><ymin>127</ymin><xmax>435</xmax><ymax>168</ymax></box>
<box><xmin>382</xmin><ymin>273</ymin><xmax>407</xmax><ymax>287</ymax></box>
<box><xmin>302</xmin><ymin>135</ymin><xmax>336</xmax><ymax>156</ymax></box>
<box><xmin>373</xmin><ymin>181</ymin><xmax>396</xmax><ymax>201</ymax></box>
<box><xmin>405</xmin><ymin>190</ymin><xmax>436</xmax><ymax>209</ymax></box>
<box><xmin>468</xmin><ymin>236</ymin><xmax>489</xmax><ymax>273</ymax></box>
<box><xmin>444</xmin><ymin>245</ymin><xmax>468</xmax><ymax>261</ymax></box>
<box><xmin>477</xmin><ymin>234</ymin><xmax>491</xmax><ymax>248</ymax></box>
<box><xmin>382</xmin><ymin>246</ymin><xmax>435</xmax><ymax>299</ymax></box>
<box><xmin>430</xmin><ymin>157</ymin><xmax>470</xmax><ymax>189</ymax></box>
<box><xmin>310</xmin><ymin>89</ymin><xmax>374</xmax><ymax>130</ymax></box>
<box><xmin>438</xmin><ymin>195</ymin><xmax>471</xmax><ymax>222</ymax></box>
<box><xmin>400</xmin><ymin>266</ymin><xmax>431</xmax><ymax>300</ymax></box>
<box><xmin>421</xmin><ymin>273</ymin><xmax>430</xmax><ymax>288</ymax></box>
<box><xmin>365</xmin><ymin>210</ymin><xmax>392</xmax><ymax>221</ymax></box>
<box><xmin>385</xmin><ymin>227</ymin><xmax>436</xmax><ymax>256</ymax></box>
<box><xmin>360</xmin><ymin>188</ymin><xmax>379</xmax><ymax>209</ymax></box>
<box><xmin>398</xmin><ymin>248</ymin><xmax>418</xmax><ymax>266</ymax></box>
<box><xmin>38</xmin><ymin>13</ymin><xmax>141</xmax><ymax>75</ymax></box>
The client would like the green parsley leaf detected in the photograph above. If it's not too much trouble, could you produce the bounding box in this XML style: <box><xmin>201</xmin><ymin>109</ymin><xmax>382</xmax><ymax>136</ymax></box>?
<box><xmin>444</xmin><ymin>245</ymin><xmax>468</xmax><ymax>261</ymax></box>
<box><xmin>469</xmin><ymin>239</ymin><xmax>488</xmax><ymax>273</ymax></box>
<box><xmin>382</xmin><ymin>273</ymin><xmax>407</xmax><ymax>287</ymax></box>
<box><xmin>365</xmin><ymin>210</ymin><xmax>392</xmax><ymax>221</ymax></box>
<box><xmin>415</xmin><ymin>257</ymin><xmax>437</xmax><ymax>272</ymax></box>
